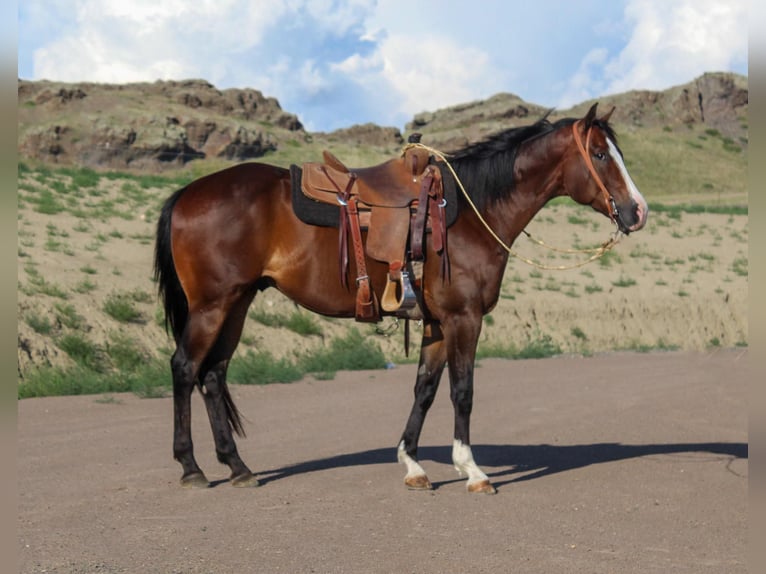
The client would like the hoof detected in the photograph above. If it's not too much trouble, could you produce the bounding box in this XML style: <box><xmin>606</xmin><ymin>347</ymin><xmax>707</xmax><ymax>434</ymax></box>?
<box><xmin>467</xmin><ymin>479</ymin><xmax>497</xmax><ymax>494</ymax></box>
<box><xmin>404</xmin><ymin>474</ymin><xmax>433</xmax><ymax>490</ymax></box>
<box><xmin>180</xmin><ymin>472</ymin><xmax>210</xmax><ymax>489</ymax></box>
<box><xmin>231</xmin><ymin>472</ymin><xmax>260</xmax><ymax>488</ymax></box>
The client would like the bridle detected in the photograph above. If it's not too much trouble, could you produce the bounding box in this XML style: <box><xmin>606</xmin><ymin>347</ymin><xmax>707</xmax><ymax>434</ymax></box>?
<box><xmin>572</xmin><ymin>121</ymin><xmax>619</xmax><ymax>225</ymax></box>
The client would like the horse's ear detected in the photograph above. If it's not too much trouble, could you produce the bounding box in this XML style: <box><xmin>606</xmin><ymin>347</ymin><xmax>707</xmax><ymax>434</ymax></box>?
<box><xmin>599</xmin><ymin>106</ymin><xmax>615</xmax><ymax>123</ymax></box>
<box><xmin>583</xmin><ymin>103</ymin><xmax>599</xmax><ymax>128</ymax></box>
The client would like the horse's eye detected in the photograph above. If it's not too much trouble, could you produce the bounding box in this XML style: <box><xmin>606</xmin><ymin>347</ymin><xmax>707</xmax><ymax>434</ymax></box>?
<box><xmin>594</xmin><ymin>152</ymin><xmax>607</xmax><ymax>161</ymax></box>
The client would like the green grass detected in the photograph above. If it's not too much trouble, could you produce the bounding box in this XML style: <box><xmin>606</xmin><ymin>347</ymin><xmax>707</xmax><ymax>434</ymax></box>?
<box><xmin>105</xmin><ymin>332</ymin><xmax>149</xmax><ymax>371</ymax></box>
<box><xmin>477</xmin><ymin>333</ymin><xmax>563</xmax><ymax>361</ymax></box>
<box><xmin>228</xmin><ymin>351</ymin><xmax>304</xmax><ymax>385</ymax></box>
<box><xmin>297</xmin><ymin>328</ymin><xmax>387</xmax><ymax>375</ymax></box>
<box><xmin>731</xmin><ymin>256</ymin><xmax>748</xmax><ymax>277</ymax></box>
<box><xmin>250</xmin><ymin>309</ymin><xmax>323</xmax><ymax>336</ymax></box>
<box><xmin>73</xmin><ymin>278</ymin><xmax>97</xmax><ymax>294</ymax></box>
<box><xmin>54</xmin><ymin>302</ymin><xmax>86</xmax><ymax>330</ymax></box>
<box><xmin>56</xmin><ymin>333</ymin><xmax>107</xmax><ymax>373</ymax></box>
<box><xmin>19</xmin><ymin>358</ymin><xmax>171</xmax><ymax>399</ymax></box>
<box><xmin>103</xmin><ymin>292</ymin><xmax>143</xmax><ymax>323</ymax></box>
<box><xmin>620</xmin><ymin>339</ymin><xmax>681</xmax><ymax>353</ymax></box>
<box><xmin>19</xmin><ymin>328</ymin><xmax>388</xmax><ymax>398</ymax></box>
<box><xmin>22</xmin><ymin>274</ymin><xmax>69</xmax><ymax>299</ymax></box>
<box><xmin>612</xmin><ymin>275</ymin><xmax>637</xmax><ymax>288</ymax></box>
<box><xmin>567</xmin><ymin>214</ymin><xmax>590</xmax><ymax>226</ymax></box>
<box><xmin>649</xmin><ymin>202</ymin><xmax>747</xmax><ymax>216</ymax></box>
<box><xmin>25</xmin><ymin>310</ymin><xmax>53</xmax><ymax>335</ymax></box>
<box><xmin>59</xmin><ymin>166</ymin><xmax>101</xmax><ymax>188</ymax></box>
<box><xmin>570</xmin><ymin>327</ymin><xmax>588</xmax><ymax>341</ymax></box>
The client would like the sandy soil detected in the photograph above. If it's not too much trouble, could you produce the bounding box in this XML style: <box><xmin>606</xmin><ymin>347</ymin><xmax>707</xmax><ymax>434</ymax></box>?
<box><xmin>18</xmin><ymin>348</ymin><xmax>747</xmax><ymax>573</ymax></box>
<box><xmin>16</xmin><ymin>168</ymin><xmax>749</xmax><ymax>374</ymax></box>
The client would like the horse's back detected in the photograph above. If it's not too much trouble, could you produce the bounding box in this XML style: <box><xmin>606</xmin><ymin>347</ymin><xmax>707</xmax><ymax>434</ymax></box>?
<box><xmin>179</xmin><ymin>162</ymin><xmax>287</xmax><ymax>209</ymax></box>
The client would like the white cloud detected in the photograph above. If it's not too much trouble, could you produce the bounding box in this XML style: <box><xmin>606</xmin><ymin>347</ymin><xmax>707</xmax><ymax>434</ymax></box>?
<box><xmin>606</xmin><ymin>0</ymin><xmax>747</xmax><ymax>93</ymax></box>
<box><xmin>377</xmin><ymin>34</ymin><xmax>501</xmax><ymax>115</ymax></box>
<box><xmin>31</xmin><ymin>0</ymin><xmax>291</xmax><ymax>83</ymax></box>
<box><xmin>20</xmin><ymin>0</ymin><xmax>748</xmax><ymax>131</ymax></box>
<box><xmin>557</xmin><ymin>48</ymin><xmax>609</xmax><ymax>108</ymax></box>
<box><xmin>328</xmin><ymin>31</ymin><xmax>507</xmax><ymax>128</ymax></box>
<box><xmin>560</xmin><ymin>0</ymin><xmax>748</xmax><ymax>105</ymax></box>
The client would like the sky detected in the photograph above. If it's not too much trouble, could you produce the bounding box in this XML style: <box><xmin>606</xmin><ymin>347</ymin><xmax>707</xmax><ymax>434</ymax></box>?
<box><xmin>17</xmin><ymin>0</ymin><xmax>748</xmax><ymax>132</ymax></box>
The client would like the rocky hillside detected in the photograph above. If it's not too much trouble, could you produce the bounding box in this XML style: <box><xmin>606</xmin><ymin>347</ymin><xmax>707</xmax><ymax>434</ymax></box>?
<box><xmin>17</xmin><ymin>72</ymin><xmax>747</xmax><ymax>173</ymax></box>
<box><xmin>407</xmin><ymin>72</ymin><xmax>748</xmax><ymax>152</ymax></box>
<box><xmin>17</xmin><ymin>79</ymin><xmax>304</xmax><ymax>171</ymax></box>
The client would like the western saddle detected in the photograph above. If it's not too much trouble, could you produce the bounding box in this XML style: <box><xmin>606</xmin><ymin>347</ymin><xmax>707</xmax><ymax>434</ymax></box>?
<box><xmin>300</xmin><ymin>138</ymin><xmax>449</xmax><ymax>323</ymax></box>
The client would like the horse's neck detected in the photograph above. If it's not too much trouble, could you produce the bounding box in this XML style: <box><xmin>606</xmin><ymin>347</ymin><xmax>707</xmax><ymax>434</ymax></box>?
<box><xmin>480</xmin><ymin>135</ymin><xmax>566</xmax><ymax>246</ymax></box>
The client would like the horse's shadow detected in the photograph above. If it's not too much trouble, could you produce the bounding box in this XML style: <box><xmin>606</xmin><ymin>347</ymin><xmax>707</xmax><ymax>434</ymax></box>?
<box><xmin>232</xmin><ymin>441</ymin><xmax>747</xmax><ymax>490</ymax></box>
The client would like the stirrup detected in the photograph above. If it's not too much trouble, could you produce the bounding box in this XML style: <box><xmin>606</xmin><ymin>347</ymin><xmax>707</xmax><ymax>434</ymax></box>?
<box><xmin>381</xmin><ymin>268</ymin><xmax>417</xmax><ymax>312</ymax></box>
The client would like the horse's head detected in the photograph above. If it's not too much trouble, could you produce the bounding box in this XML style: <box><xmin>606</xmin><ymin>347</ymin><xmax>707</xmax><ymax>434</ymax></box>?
<box><xmin>564</xmin><ymin>103</ymin><xmax>648</xmax><ymax>234</ymax></box>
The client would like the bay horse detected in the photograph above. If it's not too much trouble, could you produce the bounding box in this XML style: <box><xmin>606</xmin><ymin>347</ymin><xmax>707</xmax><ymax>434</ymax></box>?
<box><xmin>154</xmin><ymin>103</ymin><xmax>648</xmax><ymax>493</ymax></box>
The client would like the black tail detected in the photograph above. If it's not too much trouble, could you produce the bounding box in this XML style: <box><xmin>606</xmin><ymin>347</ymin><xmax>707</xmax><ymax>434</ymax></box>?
<box><xmin>154</xmin><ymin>187</ymin><xmax>189</xmax><ymax>343</ymax></box>
<box><xmin>153</xmin><ymin>187</ymin><xmax>246</xmax><ymax>437</ymax></box>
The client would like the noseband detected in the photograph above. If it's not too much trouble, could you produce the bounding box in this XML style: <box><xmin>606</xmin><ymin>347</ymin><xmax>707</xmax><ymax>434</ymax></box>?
<box><xmin>572</xmin><ymin>121</ymin><xmax>619</xmax><ymax>224</ymax></box>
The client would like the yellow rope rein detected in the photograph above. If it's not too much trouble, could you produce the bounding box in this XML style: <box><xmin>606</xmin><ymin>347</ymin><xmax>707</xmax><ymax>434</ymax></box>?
<box><xmin>402</xmin><ymin>142</ymin><xmax>622</xmax><ymax>270</ymax></box>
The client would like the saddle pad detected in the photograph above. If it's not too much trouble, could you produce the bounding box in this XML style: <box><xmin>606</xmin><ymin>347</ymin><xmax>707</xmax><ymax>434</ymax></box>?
<box><xmin>290</xmin><ymin>165</ymin><xmax>340</xmax><ymax>227</ymax></box>
<box><xmin>290</xmin><ymin>163</ymin><xmax>459</xmax><ymax>229</ymax></box>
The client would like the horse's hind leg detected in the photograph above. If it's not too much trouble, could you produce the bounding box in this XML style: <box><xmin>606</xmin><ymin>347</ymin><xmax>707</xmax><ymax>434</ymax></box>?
<box><xmin>171</xmin><ymin>344</ymin><xmax>210</xmax><ymax>488</ymax></box>
<box><xmin>171</xmin><ymin>300</ymin><xmax>239</xmax><ymax>488</ymax></box>
<box><xmin>397</xmin><ymin>320</ymin><xmax>447</xmax><ymax>490</ymax></box>
<box><xmin>198</xmin><ymin>293</ymin><xmax>259</xmax><ymax>487</ymax></box>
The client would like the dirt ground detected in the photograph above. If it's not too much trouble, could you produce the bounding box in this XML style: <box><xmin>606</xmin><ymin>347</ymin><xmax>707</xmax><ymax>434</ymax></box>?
<box><xmin>17</xmin><ymin>348</ymin><xmax>748</xmax><ymax>573</ymax></box>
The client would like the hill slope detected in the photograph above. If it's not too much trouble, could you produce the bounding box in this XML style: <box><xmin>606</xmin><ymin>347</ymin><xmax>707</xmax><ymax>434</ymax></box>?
<box><xmin>16</xmin><ymin>73</ymin><xmax>748</xmax><ymax>388</ymax></box>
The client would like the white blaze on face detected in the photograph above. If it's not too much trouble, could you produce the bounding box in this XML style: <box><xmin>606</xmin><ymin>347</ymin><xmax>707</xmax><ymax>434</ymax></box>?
<box><xmin>607</xmin><ymin>138</ymin><xmax>648</xmax><ymax>231</ymax></box>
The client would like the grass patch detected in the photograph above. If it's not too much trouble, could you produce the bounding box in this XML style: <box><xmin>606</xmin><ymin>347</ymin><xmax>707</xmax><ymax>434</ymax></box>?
<box><xmin>621</xmin><ymin>338</ymin><xmax>681</xmax><ymax>353</ymax></box>
<box><xmin>73</xmin><ymin>278</ymin><xmax>97</xmax><ymax>294</ymax></box>
<box><xmin>649</xmin><ymin>202</ymin><xmax>747</xmax><ymax>216</ymax></box>
<box><xmin>58</xmin><ymin>166</ymin><xmax>101</xmax><ymax>188</ymax></box>
<box><xmin>478</xmin><ymin>333</ymin><xmax>562</xmax><ymax>360</ymax></box>
<box><xmin>54</xmin><ymin>302</ymin><xmax>86</xmax><ymax>330</ymax></box>
<box><xmin>19</xmin><ymin>357</ymin><xmax>171</xmax><ymax>399</ymax></box>
<box><xmin>228</xmin><ymin>328</ymin><xmax>387</xmax><ymax>384</ymax></box>
<box><xmin>25</xmin><ymin>310</ymin><xmax>53</xmax><ymax>334</ymax></box>
<box><xmin>612</xmin><ymin>275</ymin><xmax>637</xmax><ymax>288</ymax></box>
<box><xmin>250</xmin><ymin>309</ymin><xmax>323</xmax><ymax>336</ymax></box>
<box><xmin>29</xmin><ymin>189</ymin><xmax>66</xmax><ymax>214</ymax></box>
<box><xmin>570</xmin><ymin>327</ymin><xmax>588</xmax><ymax>341</ymax></box>
<box><xmin>56</xmin><ymin>333</ymin><xmax>107</xmax><ymax>373</ymax></box>
<box><xmin>103</xmin><ymin>292</ymin><xmax>144</xmax><ymax>323</ymax></box>
<box><xmin>731</xmin><ymin>256</ymin><xmax>748</xmax><ymax>277</ymax></box>
<box><xmin>23</xmin><ymin>274</ymin><xmax>69</xmax><ymax>299</ymax></box>
<box><xmin>567</xmin><ymin>214</ymin><xmax>590</xmax><ymax>225</ymax></box>
<box><xmin>228</xmin><ymin>351</ymin><xmax>304</xmax><ymax>385</ymax></box>
<box><xmin>597</xmin><ymin>250</ymin><xmax>622</xmax><ymax>268</ymax></box>
<box><xmin>298</xmin><ymin>328</ymin><xmax>387</xmax><ymax>375</ymax></box>
<box><xmin>105</xmin><ymin>333</ymin><xmax>149</xmax><ymax>371</ymax></box>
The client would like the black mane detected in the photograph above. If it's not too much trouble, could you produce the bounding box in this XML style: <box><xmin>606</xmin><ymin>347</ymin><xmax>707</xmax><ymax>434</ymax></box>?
<box><xmin>445</xmin><ymin>114</ymin><xmax>618</xmax><ymax>210</ymax></box>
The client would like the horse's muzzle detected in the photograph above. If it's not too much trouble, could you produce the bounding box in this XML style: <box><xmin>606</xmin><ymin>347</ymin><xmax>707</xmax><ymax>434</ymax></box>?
<box><xmin>616</xmin><ymin>200</ymin><xmax>648</xmax><ymax>234</ymax></box>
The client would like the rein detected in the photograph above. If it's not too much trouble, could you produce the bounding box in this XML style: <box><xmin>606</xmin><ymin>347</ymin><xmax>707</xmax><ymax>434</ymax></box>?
<box><xmin>402</xmin><ymin>142</ymin><xmax>621</xmax><ymax>271</ymax></box>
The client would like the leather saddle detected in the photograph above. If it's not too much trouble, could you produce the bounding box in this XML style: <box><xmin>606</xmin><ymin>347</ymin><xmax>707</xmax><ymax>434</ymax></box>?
<box><xmin>299</xmin><ymin>144</ymin><xmax>450</xmax><ymax>322</ymax></box>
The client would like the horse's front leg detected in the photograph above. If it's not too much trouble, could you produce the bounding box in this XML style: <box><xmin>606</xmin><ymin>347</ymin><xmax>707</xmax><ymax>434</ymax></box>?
<box><xmin>444</xmin><ymin>313</ymin><xmax>497</xmax><ymax>494</ymax></box>
<box><xmin>397</xmin><ymin>320</ymin><xmax>447</xmax><ymax>490</ymax></box>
